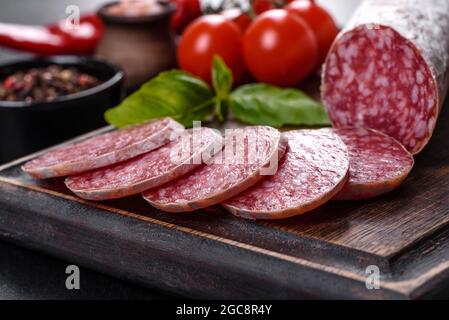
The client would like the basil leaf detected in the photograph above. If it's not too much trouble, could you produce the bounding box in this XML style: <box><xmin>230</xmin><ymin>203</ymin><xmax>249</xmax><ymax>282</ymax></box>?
<box><xmin>105</xmin><ymin>70</ymin><xmax>215</xmax><ymax>128</ymax></box>
<box><xmin>212</xmin><ymin>55</ymin><xmax>233</xmax><ymax>99</ymax></box>
<box><xmin>229</xmin><ymin>83</ymin><xmax>331</xmax><ymax>127</ymax></box>
<box><xmin>212</xmin><ymin>55</ymin><xmax>233</xmax><ymax>122</ymax></box>
<box><xmin>214</xmin><ymin>98</ymin><xmax>229</xmax><ymax>123</ymax></box>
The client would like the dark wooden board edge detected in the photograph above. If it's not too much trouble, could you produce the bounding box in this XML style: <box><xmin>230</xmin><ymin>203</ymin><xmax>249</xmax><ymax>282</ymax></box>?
<box><xmin>0</xmin><ymin>178</ymin><xmax>407</xmax><ymax>300</ymax></box>
<box><xmin>3</xmin><ymin>170</ymin><xmax>449</xmax><ymax>299</ymax></box>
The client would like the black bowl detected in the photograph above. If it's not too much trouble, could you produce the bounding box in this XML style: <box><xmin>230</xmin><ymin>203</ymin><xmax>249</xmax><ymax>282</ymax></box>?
<box><xmin>0</xmin><ymin>56</ymin><xmax>124</xmax><ymax>164</ymax></box>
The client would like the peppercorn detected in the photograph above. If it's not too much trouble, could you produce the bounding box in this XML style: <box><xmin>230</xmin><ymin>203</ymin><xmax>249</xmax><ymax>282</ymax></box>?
<box><xmin>0</xmin><ymin>65</ymin><xmax>102</xmax><ymax>103</ymax></box>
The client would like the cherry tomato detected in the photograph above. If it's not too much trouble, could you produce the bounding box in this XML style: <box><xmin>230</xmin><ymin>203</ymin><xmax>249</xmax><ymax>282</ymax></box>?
<box><xmin>252</xmin><ymin>0</ymin><xmax>276</xmax><ymax>14</ymax></box>
<box><xmin>286</xmin><ymin>0</ymin><xmax>339</xmax><ymax>62</ymax></box>
<box><xmin>170</xmin><ymin>0</ymin><xmax>202</xmax><ymax>34</ymax></box>
<box><xmin>178</xmin><ymin>15</ymin><xmax>246</xmax><ymax>85</ymax></box>
<box><xmin>221</xmin><ymin>8</ymin><xmax>253</xmax><ymax>32</ymax></box>
<box><xmin>243</xmin><ymin>9</ymin><xmax>318</xmax><ymax>87</ymax></box>
<box><xmin>252</xmin><ymin>0</ymin><xmax>296</xmax><ymax>14</ymax></box>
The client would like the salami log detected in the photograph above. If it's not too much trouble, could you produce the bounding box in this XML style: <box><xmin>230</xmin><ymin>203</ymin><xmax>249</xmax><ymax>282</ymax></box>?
<box><xmin>142</xmin><ymin>126</ymin><xmax>287</xmax><ymax>213</ymax></box>
<box><xmin>322</xmin><ymin>0</ymin><xmax>449</xmax><ymax>154</ymax></box>
<box><xmin>22</xmin><ymin>118</ymin><xmax>184</xmax><ymax>179</ymax></box>
<box><xmin>65</xmin><ymin>127</ymin><xmax>223</xmax><ymax>200</ymax></box>
<box><xmin>222</xmin><ymin>129</ymin><xmax>350</xmax><ymax>220</ymax></box>
<box><xmin>332</xmin><ymin>127</ymin><xmax>414</xmax><ymax>201</ymax></box>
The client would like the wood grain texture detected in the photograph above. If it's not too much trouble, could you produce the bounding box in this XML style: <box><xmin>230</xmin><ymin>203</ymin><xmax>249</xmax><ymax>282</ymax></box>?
<box><xmin>1</xmin><ymin>101</ymin><xmax>449</xmax><ymax>299</ymax></box>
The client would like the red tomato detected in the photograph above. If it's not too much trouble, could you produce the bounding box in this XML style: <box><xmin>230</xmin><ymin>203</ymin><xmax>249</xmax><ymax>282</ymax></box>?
<box><xmin>170</xmin><ymin>0</ymin><xmax>202</xmax><ymax>34</ymax></box>
<box><xmin>221</xmin><ymin>8</ymin><xmax>253</xmax><ymax>32</ymax></box>
<box><xmin>253</xmin><ymin>0</ymin><xmax>275</xmax><ymax>14</ymax></box>
<box><xmin>177</xmin><ymin>15</ymin><xmax>245</xmax><ymax>84</ymax></box>
<box><xmin>286</xmin><ymin>0</ymin><xmax>339</xmax><ymax>62</ymax></box>
<box><xmin>243</xmin><ymin>9</ymin><xmax>318</xmax><ymax>87</ymax></box>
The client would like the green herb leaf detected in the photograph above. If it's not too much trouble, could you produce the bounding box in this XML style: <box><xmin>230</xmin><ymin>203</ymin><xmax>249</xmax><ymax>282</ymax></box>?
<box><xmin>212</xmin><ymin>55</ymin><xmax>233</xmax><ymax>99</ymax></box>
<box><xmin>229</xmin><ymin>83</ymin><xmax>331</xmax><ymax>127</ymax></box>
<box><xmin>211</xmin><ymin>55</ymin><xmax>233</xmax><ymax>122</ymax></box>
<box><xmin>214</xmin><ymin>98</ymin><xmax>229</xmax><ymax>123</ymax></box>
<box><xmin>105</xmin><ymin>70</ymin><xmax>215</xmax><ymax>128</ymax></box>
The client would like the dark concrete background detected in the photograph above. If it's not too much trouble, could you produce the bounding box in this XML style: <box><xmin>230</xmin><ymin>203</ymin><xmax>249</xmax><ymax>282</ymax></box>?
<box><xmin>0</xmin><ymin>0</ymin><xmax>359</xmax><ymax>300</ymax></box>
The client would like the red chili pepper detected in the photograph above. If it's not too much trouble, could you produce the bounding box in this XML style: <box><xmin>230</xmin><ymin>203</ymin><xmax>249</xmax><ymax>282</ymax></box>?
<box><xmin>0</xmin><ymin>13</ymin><xmax>103</xmax><ymax>55</ymax></box>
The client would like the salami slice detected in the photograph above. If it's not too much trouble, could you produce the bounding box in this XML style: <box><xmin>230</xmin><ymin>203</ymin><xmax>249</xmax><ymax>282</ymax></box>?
<box><xmin>332</xmin><ymin>127</ymin><xmax>414</xmax><ymax>201</ymax></box>
<box><xmin>65</xmin><ymin>127</ymin><xmax>223</xmax><ymax>200</ymax></box>
<box><xmin>22</xmin><ymin>118</ymin><xmax>184</xmax><ymax>179</ymax></box>
<box><xmin>222</xmin><ymin>129</ymin><xmax>350</xmax><ymax>220</ymax></box>
<box><xmin>142</xmin><ymin>126</ymin><xmax>287</xmax><ymax>213</ymax></box>
<box><xmin>322</xmin><ymin>0</ymin><xmax>449</xmax><ymax>155</ymax></box>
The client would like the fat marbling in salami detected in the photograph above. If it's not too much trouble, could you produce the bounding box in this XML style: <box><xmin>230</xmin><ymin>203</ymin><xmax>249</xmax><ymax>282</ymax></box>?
<box><xmin>332</xmin><ymin>127</ymin><xmax>414</xmax><ymax>201</ymax></box>
<box><xmin>142</xmin><ymin>126</ymin><xmax>287</xmax><ymax>213</ymax></box>
<box><xmin>65</xmin><ymin>127</ymin><xmax>223</xmax><ymax>200</ymax></box>
<box><xmin>322</xmin><ymin>0</ymin><xmax>449</xmax><ymax>154</ymax></box>
<box><xmin>222</xmin><ymin>129</ymin><xmax>350</xmax><ymax>220</ymax></box>
<box><xmin>22</xmin><ymin>118</ymin><xmax>184</xmax><ymax>179</ymax></box>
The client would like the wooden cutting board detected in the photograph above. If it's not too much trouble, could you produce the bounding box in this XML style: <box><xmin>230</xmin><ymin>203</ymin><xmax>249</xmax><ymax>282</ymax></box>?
<box><xmin>1</xmin><ymin>103</ymin><xmax>449</xmax><ymax>299</ymax></box>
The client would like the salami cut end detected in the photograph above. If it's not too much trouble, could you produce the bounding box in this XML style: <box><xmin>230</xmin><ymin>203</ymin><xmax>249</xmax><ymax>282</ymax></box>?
<box><xmin>65</xmin><ymin>127</ymin><xmax>223</xmax><ymax>200</ymax></box>
<box><xmin>322</xmin><ymin>0</ymin><xmax>449</xmax><ymax>155</ymax></box>
<box><xmin>22</xmin><ymin>118</ymin><xmax>184</xmax><ymax>179</ymax></box>
<box><xmin>223</xmin><ymin>129</ymin><xmax>350</xmax><ymax>220</ymax></box>
<box><xmin>332</xmin><ymin>127</ymin><xmax>414</xmax><ymax>201</ymax></box>
<box><xmin>142</xmin><ymin>126</ymin><xmax>287</xmax><ymax>213</ymax></box>
<box><xmin>322</xmin><ymin>24</ymin><xmax>438</xmax><ymax>155</ymax></box>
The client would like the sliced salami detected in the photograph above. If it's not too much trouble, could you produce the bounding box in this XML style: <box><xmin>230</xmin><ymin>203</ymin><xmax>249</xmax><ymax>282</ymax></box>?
<box><xmin>142</xmin><ymin>126</ymin><xmax>287</xmax><ymax>213</ymax></box>
<box><xmin>22</xmin><ymin>118</ymin><xmax>184</xmax><ymax>179</ymax></box>
<box><xmin>65</xmin><ymin>127</ymin><xmax>223</xmax><ymax>200</ymax></box>
<box><xmin>332</xmin><ymin>127</ymin><xmax>414</xmax><ymax>201</ymax></box>
<box><xmin>322</xmin><ymin>0</ymin><xmax>449</xmax><ymax>155</ymax></box>
<box><xmin>222</xmin><ymin>129</ymin><xmax>349</xmax><ymax>220</ymax></box>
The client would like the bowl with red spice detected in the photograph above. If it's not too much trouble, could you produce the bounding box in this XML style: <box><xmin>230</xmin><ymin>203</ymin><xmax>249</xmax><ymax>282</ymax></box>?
<box><xmin>0</xmin><ymin>56</ymin><xmax>124</xmax><ymax>163</ymax></box>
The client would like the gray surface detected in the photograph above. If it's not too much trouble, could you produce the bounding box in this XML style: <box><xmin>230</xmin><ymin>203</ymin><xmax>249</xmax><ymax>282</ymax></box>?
<box><xmin>0</xmin><ymin>241</ymin><xmax>170</xmax><ymax>300</ymax></box>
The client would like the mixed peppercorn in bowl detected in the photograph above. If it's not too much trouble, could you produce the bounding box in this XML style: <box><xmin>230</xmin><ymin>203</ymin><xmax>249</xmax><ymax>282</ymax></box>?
<box><xmin>0</xmin><ymin>56</ymin><xmax>124</xmax><ymax>163</ymax></box>
<box><xmin>0</xmin><ymin>65</ymin><xmax>102</xmax><ymax>103</ymax></box>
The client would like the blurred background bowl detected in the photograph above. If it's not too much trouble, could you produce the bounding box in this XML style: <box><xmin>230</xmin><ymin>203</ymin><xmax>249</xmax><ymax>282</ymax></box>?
<box><xmin>95</xmin><ymin>1</ymin><xmax>177</xmax><ymax>90</ymax></box>
<box><xmin>0</xmin><ymin>55</ymin><xmax>124</xmax><ymax>164</ymax></box>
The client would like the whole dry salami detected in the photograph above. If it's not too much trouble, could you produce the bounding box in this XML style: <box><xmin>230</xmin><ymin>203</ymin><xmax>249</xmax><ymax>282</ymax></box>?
<box><xmin>322</xmin><ymin>0</ymin><xmax>449</xmax><ymax>154</ymax></box>
<box><xmin>222</xmin><ymin>129</ymin><xmax>349</xmax><ymax>220</ymax></box>
<box><xmin>65</xmin><ymin>127</ymin><xmax>223</xmax><ymax>200</ymax></box>
<box><xmin>22</xmin><ymin>118</ymin><xmax>184</xmax><ymax>179</ymax></box>
<box><xmin>332</xmin><ymin>127</ymin><xmax>414</xmax><ymax>201</ymax></box>
<box><xmin>142</xmin><ymin>126</ymin><xmax>287</xmax><ymax>213</ymax></box>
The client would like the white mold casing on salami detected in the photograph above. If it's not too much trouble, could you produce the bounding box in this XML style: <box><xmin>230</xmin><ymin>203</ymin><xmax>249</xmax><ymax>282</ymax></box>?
<box><xmin>223</xmin><ymin>129</ymin><xmax>350</xmax><ymax>220</ymax></box>
<box><xmin>65</xmin><ymin>127</ymin><xmax>223</xmax><ymax>200</ymax></box>
<box><xmin>322</xmin><ymin>0</ymin><xmax>449</xmax><ymax>154</ymax></box>
<box><xmin>22</xmin><ymin>118</ymin><xmax>184</xmax><ymax>179</ymax></box>
<box><xmin>142</xmin><ymin>126</ymin><xmax>288</xmax><ymax>213</ymax></box>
